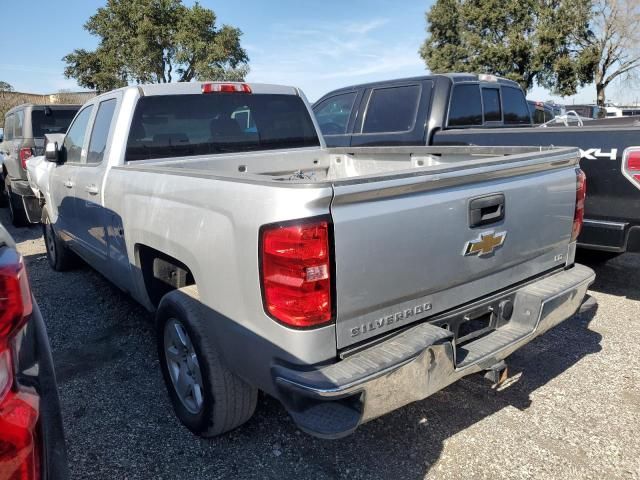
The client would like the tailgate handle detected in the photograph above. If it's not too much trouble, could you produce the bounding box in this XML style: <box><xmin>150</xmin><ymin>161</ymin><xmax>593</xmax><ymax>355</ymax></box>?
<box><xmin>469</xmin><ymin>194</ymin><xmax>505</xmax><ymax>228</ymax></box>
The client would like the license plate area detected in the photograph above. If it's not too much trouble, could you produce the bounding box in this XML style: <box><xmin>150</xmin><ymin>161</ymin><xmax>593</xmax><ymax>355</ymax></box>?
<box><xmin>430</xmin><ymin>293</ymin><xmax>516</xmax><ymax>347</ymax></box>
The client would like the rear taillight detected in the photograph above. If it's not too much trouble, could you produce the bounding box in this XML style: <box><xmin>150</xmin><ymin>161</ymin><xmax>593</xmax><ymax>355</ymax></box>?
<box><xmin>201</xmin><ymin>83</ymin><xmax>252</xmax><ymax>94</ymax></box>
<box><xmin>19</xmin><ymin>148</ymin><xmax>33</xmax><ymax>170</ymax></box>
<box><xmin>622</xmin><ymin>147</ymin><xmax>640</xmax><ymax>188</ymax></box>
<box><xmin>260</xmin><ymin>219</ymin><xmax>333</xmax><ymax>328</ymax></box>
<box><xmin>0</xmin><ymin>250</ymin><xmax>33</xmax><ymax>346</ymax></box>
<box><xmin>571</xmin><ymin>168</ymin><xmax>587</xmax><ymax>242</ymax></box>
<box><xmin>0</xmin><ymin>249</ymin><xmax>39</xmax><ymax>480</ymax></box>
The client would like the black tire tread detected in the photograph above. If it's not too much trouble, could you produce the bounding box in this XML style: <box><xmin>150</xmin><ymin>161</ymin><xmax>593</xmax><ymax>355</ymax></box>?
<box><xmin>42</xmin><ymin>210</ymin><xmax>78</xmax><ymax>271</ymax></box>
<box><xmin>159</xmin><ymin>286</ymin><xmax>257</xmax><ymax>437</ymax></box>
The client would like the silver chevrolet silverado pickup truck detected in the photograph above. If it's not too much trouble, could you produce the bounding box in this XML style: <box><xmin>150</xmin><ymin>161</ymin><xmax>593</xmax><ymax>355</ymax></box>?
<box><xmin>29</xmin><ymin>81</ymin><xmax>594</xmax><ymax>439</ymax></box>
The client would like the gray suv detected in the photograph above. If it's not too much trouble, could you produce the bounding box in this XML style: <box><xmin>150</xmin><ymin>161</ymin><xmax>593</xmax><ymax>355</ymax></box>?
<box><xmin>1</xmin><ymin>104</ymin><xmax>80</xmax><ymax>226</ymax></box>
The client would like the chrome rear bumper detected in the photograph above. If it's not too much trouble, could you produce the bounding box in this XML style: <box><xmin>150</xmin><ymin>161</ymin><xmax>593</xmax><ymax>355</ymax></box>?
<box><xmin>274</xmin><ymin>264</ymin><xmax>595</xmax><ymax>439</ymax></box>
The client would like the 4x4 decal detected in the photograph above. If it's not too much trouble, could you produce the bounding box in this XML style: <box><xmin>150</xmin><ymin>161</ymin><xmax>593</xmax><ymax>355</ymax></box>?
<box><xmin>580</xmin><ymin>148</ymin><xmax>618</xmax><ymax>160</ymax></box>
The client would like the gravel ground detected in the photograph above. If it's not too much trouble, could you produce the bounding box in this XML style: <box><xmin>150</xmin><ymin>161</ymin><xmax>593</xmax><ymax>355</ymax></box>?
<box><xmin>3</xmin><ymin>210</ymin><xmax>639</xmax><ymax>480</ymax></box>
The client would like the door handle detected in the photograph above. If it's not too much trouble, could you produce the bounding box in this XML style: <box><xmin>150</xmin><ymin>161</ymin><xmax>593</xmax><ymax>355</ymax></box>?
<box><xmin>85</xmin><ymin>184</ymin><xmax>99</xmax><ymax>195</ymax></box>
<box><xmin>469</xmin><ymin>194</ymin><xmax>505</xmax><ymax>228</ymax></box>
<box><xmin>64</xmin><ymin>180</ymin><xmax>74</xmax><ymax>189</ymax></box>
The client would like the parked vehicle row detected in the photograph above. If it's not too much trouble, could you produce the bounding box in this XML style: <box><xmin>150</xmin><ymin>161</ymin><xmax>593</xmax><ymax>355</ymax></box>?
<box><xmin>17</xmin><ymin>81</ymin><xmax>594</xmax><ymax>440</ymax></box>
<box><xmin>313</xmin><ymin>73</ymin><xmax>640</xmax><ymax>259</ymax></box>
<box><xmin>1</xmin><ymin>104</ymin><xmax>80</xmax><ymax>226</ymax></box>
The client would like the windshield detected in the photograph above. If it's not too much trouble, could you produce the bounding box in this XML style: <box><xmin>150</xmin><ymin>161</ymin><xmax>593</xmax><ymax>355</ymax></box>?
<box><xmin>125</xmin><ymin>93</ymin><xmax>320</xmax><ymax>161</ymax></box>
<box><xmin>31</xmin><ymin>107</ymin><xmax>80</xmax><ymax>137</ymax></box>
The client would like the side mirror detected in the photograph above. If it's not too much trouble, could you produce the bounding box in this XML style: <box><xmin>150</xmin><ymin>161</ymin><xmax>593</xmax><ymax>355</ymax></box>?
<box><xmin>44</xmin><ymin>133</ymin><xmax>65</xmax><ymax>163</ymax></box>
<box><xmin>45</xmin><ymin>141</ymin><xmax>60</xmax><ymax>163</ymax></box>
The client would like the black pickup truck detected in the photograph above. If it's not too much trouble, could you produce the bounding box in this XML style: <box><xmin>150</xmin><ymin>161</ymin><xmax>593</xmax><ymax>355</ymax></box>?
<box><xmin>313</xmin><ymin>73</ymin><xmax>640</xmax><ymax>259</ymax></box>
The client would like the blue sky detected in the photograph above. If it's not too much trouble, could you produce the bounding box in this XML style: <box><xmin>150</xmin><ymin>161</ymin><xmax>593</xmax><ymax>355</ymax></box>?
<box><xmin>0</xmin><ymin>0</ymin><xmax>630</xmax><ymax>104</ymax></box>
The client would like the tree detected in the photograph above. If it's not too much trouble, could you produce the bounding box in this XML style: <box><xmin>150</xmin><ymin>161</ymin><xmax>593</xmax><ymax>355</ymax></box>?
<box><xmin>63</xmin><ymin>0</ymin><xmax>249</xmax><ymax>92</ymax></box>
<box><xmin>0</xmin><ymin>81</ymin><xmax>14</xmax><ymax>93</ymax></box>
<box><xmin>420</xmin><ymin>0</ymin><xmax>596</xmax><ymax>96</ymax></box>
<box><xmin>577</xmin><ymin>0</ymin><xmax>640</xmax><ymax>106</ymax></box>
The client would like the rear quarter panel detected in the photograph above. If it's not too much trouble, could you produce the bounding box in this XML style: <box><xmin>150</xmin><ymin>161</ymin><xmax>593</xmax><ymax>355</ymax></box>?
<box><xmin>103</xmin><ymin>168</ymin><xmax>338</xmax><ymax>390</ymax></box>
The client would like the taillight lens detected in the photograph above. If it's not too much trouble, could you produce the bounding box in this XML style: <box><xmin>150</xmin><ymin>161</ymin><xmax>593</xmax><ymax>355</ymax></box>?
<box><xmin>0</xmin><ymin>250</ymin><xmax>33</xmax><ymax>347</ymax></box>
<box><xmin>202</xmin><ymin>83</ymin><xmax>252</xmax><ymax>94</ymax></box>
<box><xmin>0</xmin><ymin>390</ymin><xmax>40</xmax><ymax>480</ymax></box>
<box><xmin>623</xmin><ymin>148</ymin><xmax>640</xmax><ymax>186</ymax></box>
<box><xmin>260</xmin><ymin>219</ymin><xmax>333</xmax><ymax>328</ymax></box>
<box><xmin>571</xmin><ymin>168</ymin><xmax>587</xmax><ymax>241</ymax></box>
<box><xmin>0</xmin><ymin>248</ymin><xmax>39</xmax><ymax>480</ymax></box>
<box><xmin>19</xmin><ymin>148</ymin><xmax>33</xmax><ymax>170</ymax></box>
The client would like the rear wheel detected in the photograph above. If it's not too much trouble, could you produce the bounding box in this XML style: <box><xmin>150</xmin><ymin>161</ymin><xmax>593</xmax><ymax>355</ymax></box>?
<box><xmin>42</xmin><ymin>210</ymin><xmax>77</xmax><ymax>271</ymax></box>
<box><xmin>0</xmin><ymin>173</ymin><xmax>8</xmax><ymax>208</ymax></box>
<box><xmin>7</xmin><ymin>187</ymin><xmax>28</xmax><ymax>227</ymax></box>
<box><xmin>156</xmin><ymin>286</ymin><xmax>257</xmax><ymax>437</ymax></box>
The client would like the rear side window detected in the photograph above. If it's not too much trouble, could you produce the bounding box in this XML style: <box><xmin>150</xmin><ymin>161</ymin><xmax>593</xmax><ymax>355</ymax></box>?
<box><xmin>87</xmin><ymin>99</ymin><xmax>117</xmax><ymax>164</ymax></box>
<box><xmin>63</xmin><ymin>106</ymin><xmax>94</xmax><ymax>164</ymax></box>
<box><xmin>313</xmin><ymin>92</ymin><xmax>357</xmax><ymax>135</ymax></box>
<box><xmin>126</xmin><ymin>93</ymin><xmax>320</xmax><ymax>161</ymax></box>
<box><xmin>503</xmin><ymin>87</ymin><xmax>530</xmax><ymax>125</ymax></box>
<box><xmin>482</xmin><ymin>89</ymin><xmax>501</xmax><ymax>122</ymax></box>
<box><xmin>362</xmin><ymin>85</ymin><xmax>420</xmax><ymax>133</ymax></box>
<box><xmin>14</xmin><ymin>111</ymin><xmax>24</xmax><ymax>138</ymax></box>
<box><xmin>31</xmin><ymin>108</ymin><xmax>79</xmax><ymax>137</ymax></box>
<box><xmin>4</xmin><ymin>115</ymin><xmax>14</xmax><ymax>140</ymax></box>
<box><xmin>448</xmin><ymin>84</ymin><xmax>482</xmax><ymax>127</ymax></box>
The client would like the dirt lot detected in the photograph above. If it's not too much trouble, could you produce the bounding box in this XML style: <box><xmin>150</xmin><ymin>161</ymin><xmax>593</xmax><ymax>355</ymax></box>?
<box><xmin>3</xmin><ymin>210</ymin><xmax>639</xmax><ymax>480</ymax></box>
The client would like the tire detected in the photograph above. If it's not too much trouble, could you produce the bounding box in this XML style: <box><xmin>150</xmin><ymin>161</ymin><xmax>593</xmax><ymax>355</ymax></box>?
<box><xmin>42</xmin><ymin>210</ymin><xmax>77</xmax><ymax>271</ymax></box>
<box><xmin>0</xmin><ymin>173</ymin><xmax>8</xmax><ymax>208</ymax></box>
<box><xmin>156</xmin><ymin>285</ymin><xmax>257</xmax><ymax>437</ymax></box>
<box><xmin>7</xmin><ymin>186</ymin><xmax>28</xmax><ymax>227</ymax></box>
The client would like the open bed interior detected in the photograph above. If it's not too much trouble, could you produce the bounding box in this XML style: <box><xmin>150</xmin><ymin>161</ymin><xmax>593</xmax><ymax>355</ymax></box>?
<box><xmin>136</xmin><ymin>146</ymin><xmax>548</xmax><ymax>183</ymax></box>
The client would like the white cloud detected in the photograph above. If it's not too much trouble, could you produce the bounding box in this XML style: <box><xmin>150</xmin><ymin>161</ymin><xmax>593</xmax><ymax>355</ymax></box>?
<box><xmin>246</xmin><ymin>18</ymin><xmax>425</xmax><ymax>101</ymax></box>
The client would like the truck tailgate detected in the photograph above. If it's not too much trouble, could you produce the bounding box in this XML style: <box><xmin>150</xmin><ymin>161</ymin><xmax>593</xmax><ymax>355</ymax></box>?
<box><xmin>330</xmin><ymin>149</ymin><xmax>579</xmax><ymax>348</ymax></box>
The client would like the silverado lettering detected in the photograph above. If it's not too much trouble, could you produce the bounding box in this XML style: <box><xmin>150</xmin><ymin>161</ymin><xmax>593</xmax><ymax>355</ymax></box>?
<box><xmin>351</xmin><ymin>303</ymin><xmax>433</xmax><ymax>337</ymax></box>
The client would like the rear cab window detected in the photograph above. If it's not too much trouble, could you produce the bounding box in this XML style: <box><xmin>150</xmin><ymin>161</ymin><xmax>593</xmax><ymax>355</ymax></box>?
<box><xmin>482</xmin><ymin>88</ymin><xmax>502</xmax><ymax>122</ymax></box>
<box><xmin>31</xmin><ymin>107</ymin><xmax>80</xmax><ymax>138</ymax></box>
<box><xmin>126</xmin><ymin>93</ymin><xmax>320</xmax><ymax>161</ymax></box>
<box><xmin>448</xmin><ymin>84</ymin><xmax>482</xmax><ymax>127</ymax></box>
<box><xmin>361</xmin><ymin>85</ymin><xmax>421</xmax><ymax>133</ymax></box>
<box><xmin>87</xmin><ymin>99</ymin><xmax>117</xmax><ymax>164</ymax></box>
<box><xmin>502</xmin><ymin>87</ymin><xmax>531</xmax><ymax>125</ymax></box>
<box><xmin>313</xmin><ymin>92</ymin><xmax>357</xmax><ymax>135</ymax></box>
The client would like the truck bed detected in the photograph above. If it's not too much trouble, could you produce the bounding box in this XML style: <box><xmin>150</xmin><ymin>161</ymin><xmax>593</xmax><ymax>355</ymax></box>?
<box><xmin>119</xmin><ymin>145</ymin><xmax>577</xmax><ymax>186</ymax></box>
<box><xmin>114</xmin><ymin>145</ymin><xmax>580</xmax><ymax>348</ymax></box>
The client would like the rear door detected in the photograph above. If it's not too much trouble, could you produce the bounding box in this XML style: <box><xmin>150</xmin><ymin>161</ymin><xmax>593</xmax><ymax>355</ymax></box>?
<box><xmin>329</xmin><ymin>152</ymin><xmax>578</xmax><ymax>348</ymax></box>
<box><xmin>73</xmin><ymin>96</ymin><xmax>119</xmax><ymax>269</ymax></box>
<box><xmin>350</xmin><ymin>80</ymin><xmax>433</xmax><ymax>147</ymax></box>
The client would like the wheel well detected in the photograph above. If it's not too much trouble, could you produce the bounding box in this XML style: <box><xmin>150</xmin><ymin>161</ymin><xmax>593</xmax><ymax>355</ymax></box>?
<box><xmin>137</xmin><ymin>245</ymin><xmax>196</xmax><ymax>308</ymax></box>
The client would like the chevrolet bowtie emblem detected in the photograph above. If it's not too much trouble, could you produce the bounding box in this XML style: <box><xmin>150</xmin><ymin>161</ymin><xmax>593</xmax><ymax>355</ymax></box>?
<box><xmin>463</xmin><ymin>231</ymin><xmax>507</xmax><ymax>256</ymax></box>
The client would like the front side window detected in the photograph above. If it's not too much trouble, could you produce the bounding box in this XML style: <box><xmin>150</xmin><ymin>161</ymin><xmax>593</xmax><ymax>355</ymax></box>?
<box><xmin>313</xmin><ymin>92</ymin><xmax>357</xmax><ymax>135</ymax></box>
<box><xmin>87</xmin><ymin>99</ymin><xmax>117</xmax><ymax>164</ymax></box>
<box><xmin>125</xmin><ymin>93</ymin><xmax>319</xmax><ymax>161</ymax></box>
<box><xmin>482</xmin><ymin>89</ymin><xmax>502</xmax><ymax>122</ymax></box>
<box><xmin>502</xmin><ymin>87</ymin><xmax>530</xmax><ymax>125</ymax></box>
<box><xmin>362</xmin><ymin>85</ymin><xmax>420</xmax><ymax>133</ymax></box>
<box><xmin>63</xmin><ymin>106</ymin><xmax>94</xmax><ymax>164</ymax></box>
<box><xmin>448</xmin><ymin>84</ymin><xmax>483</xmax><ymax>127</ymax></box>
